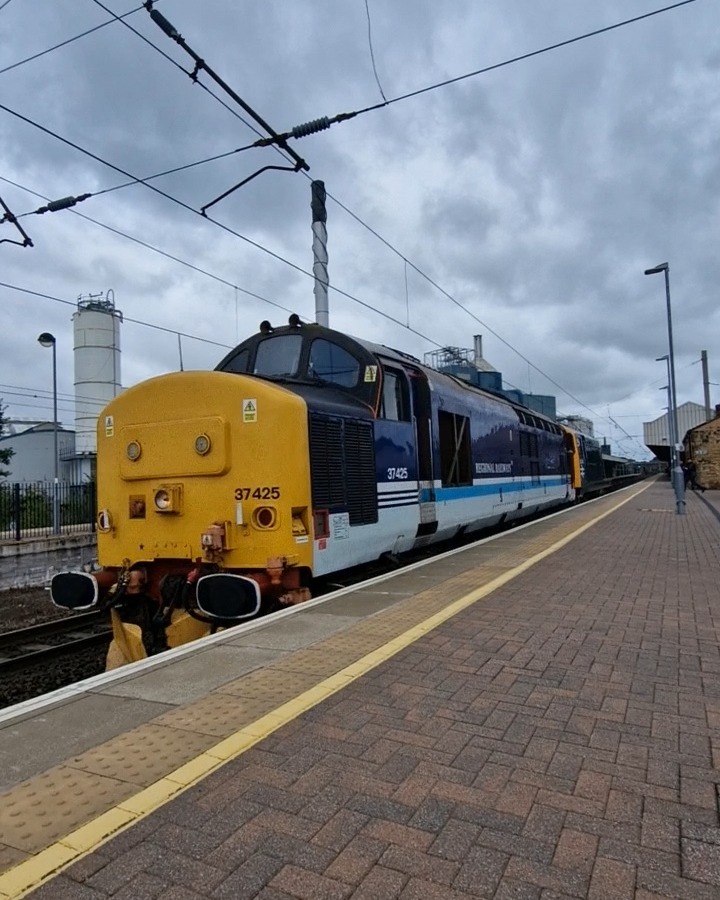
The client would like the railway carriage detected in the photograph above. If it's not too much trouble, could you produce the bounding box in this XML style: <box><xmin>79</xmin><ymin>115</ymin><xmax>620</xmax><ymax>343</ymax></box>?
<box><xmin>561</xmin><ymin>427</ymin><xmax>641</xmax><ymax>498</ymax></box>
<box><xmin>51</xmin><ymin>318</ymin><xmax>577</xmax><ymax>667</ymax></box>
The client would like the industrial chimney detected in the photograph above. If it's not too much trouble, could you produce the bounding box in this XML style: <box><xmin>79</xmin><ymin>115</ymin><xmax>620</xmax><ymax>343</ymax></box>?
<box><xmin>473</xmin><ymin>335</ymin><xmax>483</xmax><ymax>367</ymax></box>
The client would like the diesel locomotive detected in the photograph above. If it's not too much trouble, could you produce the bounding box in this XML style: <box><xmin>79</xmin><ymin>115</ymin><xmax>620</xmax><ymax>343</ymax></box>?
<box><xmin>51</xmin><ymin>317</ymin><xmax>628</xmax><ymax>667</ymax></box>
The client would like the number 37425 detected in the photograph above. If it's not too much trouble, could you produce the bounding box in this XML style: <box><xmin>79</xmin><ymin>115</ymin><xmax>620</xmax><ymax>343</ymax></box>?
<box><xmin>234</xmin><ymin>486</ymin><xmax>280</xmax><ymax>500</ymax></box>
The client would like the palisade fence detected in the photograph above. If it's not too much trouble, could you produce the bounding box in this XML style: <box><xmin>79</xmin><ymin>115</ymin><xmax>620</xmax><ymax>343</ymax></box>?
<box><xmin>0</xmin><ymin>481</ymin><xmax>96</xmax><ymax>541</ymax></box>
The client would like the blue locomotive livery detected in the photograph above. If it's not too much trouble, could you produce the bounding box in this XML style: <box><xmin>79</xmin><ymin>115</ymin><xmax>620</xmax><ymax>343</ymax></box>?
<box><xmin>215</xmin><ymin>320</ymin><xmax>571</xmax><ymax>577</ymax></box>
<box><xmin>50</xmin><ymin>317</ymin><xmax>628</xmax><ymax>667</ymax></box>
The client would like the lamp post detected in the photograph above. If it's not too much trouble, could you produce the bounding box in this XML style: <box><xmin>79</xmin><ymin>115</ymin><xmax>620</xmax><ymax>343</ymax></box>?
<box><xmin>37</xmin><ymin>332</ymin><xmax>60</xmax><ymax>534</ymax></box>
<box><xmin>656</xmin><ymin>354</ymin><xmax>675</xmax><ymax>473</ymax></box>
<box><xmin>659</xmin><ymin>383</ymin><xmax>671</xmax><ymax>435</ymax></box>
<box><xmin>645</xmin><ymin>263</ymin><xmax>685</xmax><ymax>515</ymax></box>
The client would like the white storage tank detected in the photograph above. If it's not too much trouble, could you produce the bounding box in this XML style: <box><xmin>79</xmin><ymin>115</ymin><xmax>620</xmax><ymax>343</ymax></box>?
<box><xmin>73</xmin><ymin>292</ymin><xmax>122</xmax><ymax>454</ymax></box>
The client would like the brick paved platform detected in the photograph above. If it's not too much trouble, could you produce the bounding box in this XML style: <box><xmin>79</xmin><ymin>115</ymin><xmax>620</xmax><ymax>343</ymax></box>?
<box><xmin>16</xmin><ymin>482</ymin><xmax>720</xmax><ymax>898</ymax></box>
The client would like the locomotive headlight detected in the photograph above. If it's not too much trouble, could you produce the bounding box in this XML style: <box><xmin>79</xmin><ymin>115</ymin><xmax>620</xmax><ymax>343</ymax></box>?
<box><xmin>126</xmin><ymin>440</ymin><xmax>142</xmax><ymax>461</ymax></box>
<box><xmin>252</xmin><ymin>506</ymin><xmax>278</xmax><ymax>529</ymax></box>
<box><xmin>154</xmin><ymin>490</ymin><xmax>171</xmax><ymax>510</ymax></box>
<box><xmin>97</xmin><ymin>509</ymin><xmax>113</xmax><ymax>532</ymax></box>
<box><xmin>152</xmin><ymin>484</ymin><xmax>183</xmax><ymax>514</ymax></box>
<box><xmin>194</xmin><ymin>433</ymin><xmax>211</xmax><ymax>455</ymax></box>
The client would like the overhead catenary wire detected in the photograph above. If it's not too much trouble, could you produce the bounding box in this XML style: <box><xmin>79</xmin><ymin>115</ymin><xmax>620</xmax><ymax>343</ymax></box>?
<box><xmin>1</xmin><ymin>5</ymin><xmax>691</xmax><ymax>447</ymax></box>
<box><xmin>86</xmin><ymin>0</ymin><xmax>274</xmax><ymax>144</ymax></box>
<box><xmin>141</xmin><ymin>1</ymin><xmax>308</xmax><ymax>172</ymax></box>
<box><xmin>12</xmin><ymin>0</ymin><xmax>689</xmax><ymax>387</ymax></box>
<box><xmin>0</xmin><ymin>104</ymin><xmax>629</xmax><ymax>435</ymax></box>
<box><xmin>0</xmin><ymin>194</ymin><xmax>33</xmax><ymax>246</ymax></box>
<box><xmin>120</xmin><ymin>0</ymin><xmax>697</xmax><ymax>429</ymax></box>
<box><xmin>1</xmin><ymin>172</ymin><xmax>528</xmax><ymax>408</ymax></box>
<box><xmin>13</xmin><ymin>142</ymin><xmax>268</xmax><ymax>218</ymax></box>
<box><xmin>0</xmin><ymin>382</ymin><xmax>116</xmax><ymax>408</ymax></box>
<box><xmin>0</xmin><ymin>175</ymin><xmax>296</xmax><ymax>318</ymax></box>
<box><xmin>0</xmin><ymin>3</ymin><xmax>153</xmax><ymax>77</ymax></box>
<box><xmin>263</xmin><ymin>0</ymin><xmax>702</xmax><ymax>146</ymax></box>
<box><xmin>363</xmin><ymin>0</ymin><xmax>388</xmax><ymax>103</ymax></box>
<box><xmin>10</xmin><ymin>137</ymin><xmax>650</xmax><ymax>439</ymax></box>
<box><xmin>0</xmin><ymin>72</ymin><xmax>621</xmax><ymax>424</ymax></box>
<box><xmin>0</xmin><ymin>0</ymin><xmax>265</xmax><ymax>172</ymax></box>
<box><xmin>0</xmin><ymin>105</ymin><xmax>448</xmax><ymax>352</ymax></box>
<box><xmin>0</xmin><ymin>281</ymin><xmax>233</xmax><ymax>350</ymax></box>
<box><xmin>0</xmin><ymin>274</ymin><xmax>650</xmax><ymax>455</ymax></box>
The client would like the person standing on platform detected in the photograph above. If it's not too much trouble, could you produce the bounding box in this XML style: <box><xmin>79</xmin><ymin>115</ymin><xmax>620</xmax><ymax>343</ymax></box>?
<box><xmin>686</xmin><ymin>460</ymin><xmax>706</xmax><ymax>492</ymax></box>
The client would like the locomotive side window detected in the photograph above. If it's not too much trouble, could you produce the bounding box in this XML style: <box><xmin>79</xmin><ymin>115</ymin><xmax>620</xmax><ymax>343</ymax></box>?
<box><xmin>438</xmin><ymin>411</ymin><xmax>472</xmax><ymax>486</ymax></box>
<box><xmin>254</xmin><ymin>334</ymin><xmax>303</xmax><ymax>376</ymax></box>
<box><xmin>519</xmin><ymin>428</ymin><xmax>541</xmax><ymax>483</ymax></box>
<box><xmin>380</xmin><ymin>369</ymin><xmax>410</xmax><ymax>421</ymax></box>
<box><xmin>308</xmin><ymin>339</ymin><xmax>360</xmax><ymax>387</ymax></box>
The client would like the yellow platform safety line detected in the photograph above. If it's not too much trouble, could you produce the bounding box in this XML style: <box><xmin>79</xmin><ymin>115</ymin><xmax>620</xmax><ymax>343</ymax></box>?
<box><xmin>0</xmin><ymin>482</ymin><xmax>650</xmax><ymax>899</ymax></box>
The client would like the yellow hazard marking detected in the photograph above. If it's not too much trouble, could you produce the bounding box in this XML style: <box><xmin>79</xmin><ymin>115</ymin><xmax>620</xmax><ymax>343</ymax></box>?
<box><xmin>0</xmin><ymin>483</ymin><xmax>650</xmax><ymax>899</ymax></box>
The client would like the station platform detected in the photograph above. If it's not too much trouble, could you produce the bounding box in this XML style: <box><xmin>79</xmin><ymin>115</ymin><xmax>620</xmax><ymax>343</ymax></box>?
<box><xmin>1</xmin><ymin>478</ymin><xmax>719</xmax><ymax>899</ymax></box>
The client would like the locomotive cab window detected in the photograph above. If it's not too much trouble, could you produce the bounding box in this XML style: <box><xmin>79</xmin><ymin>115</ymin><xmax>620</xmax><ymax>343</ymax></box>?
<box><xmin>218</xmin><ymin>348</ymin><xmax>249</xmax><ymax>374</ymax></box>
<box><xmin>380</xmin><ymin>368</ymin><xmax>411</xmax><ymax>421</ymax></box>
<box><xmin>254</xmin><ymin>334</ymin><xmax>303</xmax><ymax>377</ymax></box>
<box><xmin>308</xmin><ymin>339</ymin><xmax>360</xmax><ymax>387</ymax></box>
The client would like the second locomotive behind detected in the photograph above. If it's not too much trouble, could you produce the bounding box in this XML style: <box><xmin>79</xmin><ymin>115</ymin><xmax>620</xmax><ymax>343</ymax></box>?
<box><xmin>51</xmin><ymin>317</ymin><xmax>626</xmax><ymax>667</ymax></box>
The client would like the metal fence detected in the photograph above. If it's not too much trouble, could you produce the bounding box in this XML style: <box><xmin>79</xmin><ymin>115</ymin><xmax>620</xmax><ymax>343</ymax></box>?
<box><xmin>0</xmin><ymin>481</ymin><xmax>96</xmax><ymax>541</ymax></box>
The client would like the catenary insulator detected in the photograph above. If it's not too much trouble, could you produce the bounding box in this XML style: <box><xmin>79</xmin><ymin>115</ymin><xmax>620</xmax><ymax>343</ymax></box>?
<box><xmin>291</xmin><ymin>117</ymin><xmax>331</xmax><ymax>139</ymax></box>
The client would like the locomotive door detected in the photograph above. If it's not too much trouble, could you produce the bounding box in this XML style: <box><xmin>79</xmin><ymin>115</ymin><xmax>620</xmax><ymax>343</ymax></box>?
<box><xmin>408</xmin><ymin>368</ymin><xmax>438</xmax><ymax>536</ymax></box>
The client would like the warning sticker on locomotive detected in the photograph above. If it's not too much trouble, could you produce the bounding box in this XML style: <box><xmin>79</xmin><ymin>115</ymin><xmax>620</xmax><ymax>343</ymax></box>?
<box><xmin>105</xmin><ymin>415</ymin><xmax>114</xmax><ymax>437</ymax></box>
<box><xmin>364</xmin><ymin>365</ymin><xmax>378</xmax><ymax>382</ymax></box>
<box><xmin>330</xmin><ymin>512</ymin><xmax>350</xmax><ymax>540</ymax></box>
<box><xmin>242</xmin><ymin>399</ymin><xmax>257</xmax><ymax>423</ymax></box>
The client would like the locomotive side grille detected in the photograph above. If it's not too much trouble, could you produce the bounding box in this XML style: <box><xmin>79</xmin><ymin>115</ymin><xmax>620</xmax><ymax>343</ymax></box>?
<box><xmin>309</xmin><ymin>415</ymin><xmax>378</xmax><ymax>525</ymax></box>
<box><xmin>343</xmin><ymin>420</ymin><xmax>378</xmax><ymax>525</ymax></box>
<box><xmin>310</xmin><ymin>417</ymin><xmax>346</xmax><ymax>507</ymax></box>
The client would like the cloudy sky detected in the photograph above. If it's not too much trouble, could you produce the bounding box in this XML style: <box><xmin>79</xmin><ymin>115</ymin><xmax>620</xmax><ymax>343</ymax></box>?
<box><xmin>1</xmin><ymin>0</ymin><xmax>717</xmax><ymax>460</ymax></box>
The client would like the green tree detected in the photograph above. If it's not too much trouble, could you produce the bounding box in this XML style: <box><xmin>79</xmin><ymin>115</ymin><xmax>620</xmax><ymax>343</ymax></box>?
<box><xmin>0</xmin><ymin>399</ymin><xmax>13</xmax><ymax>478</ymax></box>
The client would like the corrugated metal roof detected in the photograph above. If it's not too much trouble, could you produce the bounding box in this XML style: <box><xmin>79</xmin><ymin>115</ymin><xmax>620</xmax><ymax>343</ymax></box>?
<box><xmin>643</xmin><ymin>402</ymin><xmax>707</xmax><ymax>447</ymax></box>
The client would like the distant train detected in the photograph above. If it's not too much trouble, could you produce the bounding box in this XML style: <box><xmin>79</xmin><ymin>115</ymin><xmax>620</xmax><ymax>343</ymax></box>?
<box><xmin>51</xmin><ymin>318</ymin><xmax>643</xmax><ymax>667</ymax></box>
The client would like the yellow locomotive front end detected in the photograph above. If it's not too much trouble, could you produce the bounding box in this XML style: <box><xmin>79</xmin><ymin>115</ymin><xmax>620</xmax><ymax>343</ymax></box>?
<box><xmin>53</xmin><ymin>369</ymin><xmax>313</xmax><ymax>667</ymax></box>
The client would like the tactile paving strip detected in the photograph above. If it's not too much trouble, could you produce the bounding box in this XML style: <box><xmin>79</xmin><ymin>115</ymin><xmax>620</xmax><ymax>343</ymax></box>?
<box><xmin>154</xmin><ymin>691</ymin><xmax>299</xmax><ymax>733</ymax></box>
<box><xmin>265</xmin><ymin>647</ymin><xmax>362</xmax><ymax>677</ymax></box>
<box><xmin>1</xmin><ymin>767</ymin><xmax>135</xmax><ymax>853</ymax></box>
<box><xmin>64</xmin><ymin>724</ymin><xmax>215</xmax><ymax>785</ymax></box>
<box><xmin>216</xmin><ymin>668</ymin><xmax>321</xmax><ymax>700</ymax></box>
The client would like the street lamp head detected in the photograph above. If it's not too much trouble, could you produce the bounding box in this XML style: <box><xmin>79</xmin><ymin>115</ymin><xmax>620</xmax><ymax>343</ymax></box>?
<box><xmin>37</xmin><ymin>332</ymin><xmax>56</xmax><ymax>348</ymax></box>
<box><xmin>644</xmin><ymin>262</ymin><xmax>669</xmax><ymax>276</ymax></box>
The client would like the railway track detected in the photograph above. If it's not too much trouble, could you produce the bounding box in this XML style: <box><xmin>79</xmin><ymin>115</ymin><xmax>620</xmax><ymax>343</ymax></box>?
<box><xmin>0</xmin><ymin>611</ymin><xmax>111</xmax><ymax>675</ymax></box>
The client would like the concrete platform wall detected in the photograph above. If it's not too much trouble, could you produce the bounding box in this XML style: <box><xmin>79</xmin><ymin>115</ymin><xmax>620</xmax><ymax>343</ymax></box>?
<box><xmin>0</xmin><ymin>532</ymin><xmax>97</xmax><ymax>590</ymax></box>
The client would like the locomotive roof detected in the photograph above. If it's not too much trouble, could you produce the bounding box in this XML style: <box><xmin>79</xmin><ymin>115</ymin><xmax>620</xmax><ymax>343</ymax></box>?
<box><xmin>227</xmin><ymin>320</ymin><xmax>561</xmax><ymax>432</ymax></box>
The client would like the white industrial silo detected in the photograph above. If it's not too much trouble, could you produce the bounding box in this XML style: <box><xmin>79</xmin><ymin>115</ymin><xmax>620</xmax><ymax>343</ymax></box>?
<box><xmin>73</xmin><ymin>291</ymin><xmax>122</xmax><ymax>454</ymax></box>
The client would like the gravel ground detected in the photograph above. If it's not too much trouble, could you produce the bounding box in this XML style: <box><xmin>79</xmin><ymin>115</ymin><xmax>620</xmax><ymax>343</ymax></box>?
<box><xmin>0</xmin><ymin>587</ymin><xmax>74</xmax><ymax>633</ymax></box>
